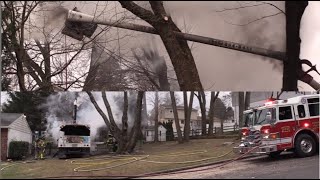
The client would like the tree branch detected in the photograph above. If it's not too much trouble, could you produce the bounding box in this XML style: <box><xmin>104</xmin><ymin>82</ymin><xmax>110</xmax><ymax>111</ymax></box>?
<box><xmin>119</xmin><ymin>1</ymin><xmax>158</xmax><ymax>26</ymax></box>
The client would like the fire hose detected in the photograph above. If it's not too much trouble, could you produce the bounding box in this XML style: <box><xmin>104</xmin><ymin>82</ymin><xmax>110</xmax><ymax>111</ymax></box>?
<box><xmin>4</xmin><ymin>142</ymin><xmax>275</xmax><ymax>179</ymax></box>
<box><xmin>51</xmin><ymin>143</ymin><xmax>272</xmax><ymax>179</ymax></box>
<box><xmin>0</xmin><ymin>161</ymin><xmax>36</xmax><ymax>171</ymax></box>
<box><xmin>38</xmin><ymin>143</ymin><xmax>252</xmax><ymax>179</ymax></box>
<box><xmin>70</xmin><ymin>149</ymin><xmax>229</xmax><ymax>172</ymax></box>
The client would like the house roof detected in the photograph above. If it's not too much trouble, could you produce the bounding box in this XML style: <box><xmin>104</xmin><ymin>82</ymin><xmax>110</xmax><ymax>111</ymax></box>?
<box><xmin>0</xmin><ymin>113</ymin><xmax>24</xmax><ymax>127</ymax></box>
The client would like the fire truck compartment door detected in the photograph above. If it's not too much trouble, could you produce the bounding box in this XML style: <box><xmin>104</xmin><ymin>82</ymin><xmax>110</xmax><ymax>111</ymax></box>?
<box><xmin>277</xmin><ymin>105</ymin><xmax>295</xmax><ymax>147</ymax></box>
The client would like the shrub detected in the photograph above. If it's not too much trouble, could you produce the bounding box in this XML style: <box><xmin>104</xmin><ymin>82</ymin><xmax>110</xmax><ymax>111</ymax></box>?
<box><xmin>8</xmin><ymin>141</ymin><xmax>29</xmax><ymax>160</ymax></box>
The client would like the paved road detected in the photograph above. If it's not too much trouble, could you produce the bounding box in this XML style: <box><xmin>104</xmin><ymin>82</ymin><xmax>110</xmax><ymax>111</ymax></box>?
<box><xmin>147</xmin><ymin>152</ymin><xmax>319</xmax><ymax>179</ymax></box>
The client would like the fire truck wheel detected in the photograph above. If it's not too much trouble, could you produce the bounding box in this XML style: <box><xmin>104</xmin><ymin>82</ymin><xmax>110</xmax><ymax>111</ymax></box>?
<box><xmin>294</xmin><ymin>134</ymin><xmax>316</xmax><ymax>158</ymax></box>
<box><xmin>268</xmin><ymin>151</ymin><xmax>282</xmax><ymax>158</ymax></box>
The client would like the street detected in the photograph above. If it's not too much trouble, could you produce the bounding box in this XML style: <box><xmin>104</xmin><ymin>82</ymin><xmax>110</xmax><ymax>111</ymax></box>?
<box><xmin>147</xmin><ymin>152</ymin><xmax>319</xmax><ymax>179</ymax></box>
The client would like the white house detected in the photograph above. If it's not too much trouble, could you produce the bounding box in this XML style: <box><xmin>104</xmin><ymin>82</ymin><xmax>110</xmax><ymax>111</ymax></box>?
<box><xmin>145</xmin><ymin>125</ymin><xmax>167</xmax><ymax>142</ymax></box>
<box><xmin>159</xmin><ymin>105</ymin><xmax>201</xmax><ymax>135</ymax></box>
<box><xmin>1</xmin><ymin>113</ymin><xmax>32</xmax><ymax>161</ymax></box>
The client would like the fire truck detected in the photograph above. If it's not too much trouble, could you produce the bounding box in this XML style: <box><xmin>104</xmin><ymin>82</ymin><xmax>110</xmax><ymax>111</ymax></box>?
<box><xmin>234</xmin><ymin>94</ymin><xmax>319</xmax><ymax>158</ymax></box>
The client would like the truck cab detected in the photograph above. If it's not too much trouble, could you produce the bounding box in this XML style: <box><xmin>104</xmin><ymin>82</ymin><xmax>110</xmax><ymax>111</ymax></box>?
<box><xmin>234</xmin><ymin>94</ymin><xmax>319</xmax><ymax>158</ymax></box>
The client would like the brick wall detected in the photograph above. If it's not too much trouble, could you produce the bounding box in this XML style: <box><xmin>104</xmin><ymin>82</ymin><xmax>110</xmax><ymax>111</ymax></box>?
<box><xmin>1</xmin><ymin>128</ymin><xmax>8</xmax><ymax>161</ymax></box>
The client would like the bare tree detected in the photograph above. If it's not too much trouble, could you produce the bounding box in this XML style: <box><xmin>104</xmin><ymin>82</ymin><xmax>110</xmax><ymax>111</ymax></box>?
<box><xmin>195</xmin><ymin>91</ymin><xmax>207</xmax><ymax>135</ymax></box>
<box><xmin>244</xmin><ymin>92</ymin><xmax>251</xmax><ymax>110</ymax></box>
<box><xmin>215</xmin><ymin>1</ymin><xmax>311</xmax><ymax>91</ymax></box>
<box><xmin>208</xmin><ymin>91</ymin><xmax>220</xmax><ymax>135</ymax></box>
<box><xmin>238</xmin><ymin>92</ymin><xmax>245</xmax><ymax>128</ymax></box>
<box><xmin>183</xmin><ymin>91</ymin><xmax>194</xmax><ymax>142</ymax></box>
<box><xmin>283</xmin><ymin>1</ymin><xmax>308</xmax><ymax>91</ymax></box>
<box><xmin>87</xmin><ymin>91</ymin><xmax>144</xmax><ymax>154</ymax></box>
<box><xmin>154</xmin><ymin>91</ymin><xmax>159</xmax><ymax>142</ymax></box>
<box><xmin>170</xmin><ymin>91</ymin><xmax>183</xmax><ymax>143</ymax></box>
<box><xmin>119</xmin><ymin>1</ymin><xmax>203</xmax><ymax>91</ymax></box>
<box><xmin>1</xmin><ymin>1</ymin><xmax>98</xmax><ymax>91</ymax></box>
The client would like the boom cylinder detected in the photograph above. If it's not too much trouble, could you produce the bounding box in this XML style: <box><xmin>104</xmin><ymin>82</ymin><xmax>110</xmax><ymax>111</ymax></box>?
<box><xmin>67</xmin><ymin>10</ymin><xmax>286</xmax><ymax>61</ymax></box>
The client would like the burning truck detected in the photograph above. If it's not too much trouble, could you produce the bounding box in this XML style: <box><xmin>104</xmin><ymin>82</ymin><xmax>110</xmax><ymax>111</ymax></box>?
<box><xmin>57</xmin><ymin>124</ymin><xmax>91</xmax><ymax>158</ymax></box>
<box><xmin>56</xmin><ymin>98</ymin><xmax>91</xmax><ymax>159</ymax></box>
<box><xmin>234</xmin><ymin>94</ymin><xmax>319</xmax><ymax>158</ymax></box>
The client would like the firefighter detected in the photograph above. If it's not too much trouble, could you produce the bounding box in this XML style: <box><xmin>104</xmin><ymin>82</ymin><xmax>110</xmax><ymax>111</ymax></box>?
<box><xmin>106</xmin><ymin>134</ymin><xmax>118</xmax><ymax>152</ymax></box>
<box><xmin>38</xmin><ymin>138</ymin><xmax>46</xmax><ymax>160</ymax></box>
<box><xmin>34</xmin><ymin>139</ymin><xmax>40</xmax><ymax>160</ymax></box>
<box><xmin>35</xmin><ymin>137</ymin><xmax>46</xmax><ymax>160</ymax></box>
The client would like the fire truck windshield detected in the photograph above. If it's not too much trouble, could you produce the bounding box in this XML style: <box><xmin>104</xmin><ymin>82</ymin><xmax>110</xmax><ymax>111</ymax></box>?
<box><xmin>254</xmin><ymin>108</ymin><xmax>276</xmax><ymax>125</ymax></box>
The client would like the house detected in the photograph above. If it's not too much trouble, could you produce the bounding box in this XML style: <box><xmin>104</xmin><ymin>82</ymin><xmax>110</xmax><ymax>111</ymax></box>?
<box><xmin>144</xmin><ymin>125</ymin><xmax>167</xmax><ymax>142</ymax></box>
<box><xmin>1</xmin><ymin>113</ymin><xmax>32</xmax><ymax>161</ymax></box>
<box><xmin>197</xmin><ymin>115</ymin><xmax>237</xmax><ymax>134</ymax></box>
<box><xmin>231</xmin><ymin>92</ymin><xmax>315</xmax><ymax>126</ymax></box>
<box><xmin>159</xmin><ymin>105</ymin><xmax>200</xmax><ymax>135</ymax></box>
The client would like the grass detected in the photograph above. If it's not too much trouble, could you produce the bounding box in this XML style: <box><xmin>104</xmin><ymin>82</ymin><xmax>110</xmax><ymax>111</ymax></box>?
<box><xmin>1</xmin><ymin>138</ymin><xmax>240</xmax><ymax>179</ymax></box>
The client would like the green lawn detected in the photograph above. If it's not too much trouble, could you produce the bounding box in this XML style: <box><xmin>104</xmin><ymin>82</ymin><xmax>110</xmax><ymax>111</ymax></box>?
<box><xmin>1</xmin><ymin>138</ymin><xmax>240</xmax><ymax>179</ymax></box>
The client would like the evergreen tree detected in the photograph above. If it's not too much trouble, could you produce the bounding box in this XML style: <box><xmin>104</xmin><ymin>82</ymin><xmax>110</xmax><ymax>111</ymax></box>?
<box><xmin>2</xmin><ymin>91</ymin><xmax>50</xmax><ymax>131</ymax></box>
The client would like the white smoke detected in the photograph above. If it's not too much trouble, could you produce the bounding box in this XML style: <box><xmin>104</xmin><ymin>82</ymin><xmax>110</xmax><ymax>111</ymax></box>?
<box><xmin>42</xmin><ymin>91</ymin><xmax>139</xmax><ymax>141</ymax></box>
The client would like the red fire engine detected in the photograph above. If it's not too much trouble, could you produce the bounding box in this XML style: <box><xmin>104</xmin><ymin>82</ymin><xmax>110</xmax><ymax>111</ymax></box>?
<box><xmin>234</xmin><ymin>94</ymin><xmax>319</xmax><ymax>158</ymax></box>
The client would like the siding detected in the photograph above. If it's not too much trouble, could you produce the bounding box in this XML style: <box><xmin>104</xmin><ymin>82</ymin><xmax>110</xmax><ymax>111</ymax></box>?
<box><xmin>9</xmin><ymin>115</ymin><xmax>32</xmax><ymax>134</ymax></box>
<box><xmin>161</xmin><ymin>108</ymin><xmax>198</xmax><ymax>120</ymax></box>
<box><xmin>7</xmin><ymin>115</ymin><xmax>32</xmax><ymax>156</ymax></box>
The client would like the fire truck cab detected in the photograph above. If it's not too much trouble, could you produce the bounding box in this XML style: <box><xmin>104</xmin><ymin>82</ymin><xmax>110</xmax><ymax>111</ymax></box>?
<box><xmin>234</xmin><ymin>94</ymin><xmax>319</xmax><ymax>158</ymax></box>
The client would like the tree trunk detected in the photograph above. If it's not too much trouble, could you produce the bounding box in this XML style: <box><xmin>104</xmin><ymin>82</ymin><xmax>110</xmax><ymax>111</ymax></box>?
<box><xmin>244</xmin><ymin>92</ymin><xmax>251</xmax><ymax>110</ymax></box>
<box><xmin>154</xmin><ymin>91</ymin><xmax>159</xmax><ymax>142</ymax></box>
<box><xmin>220</xmin><ymin>113</ymin><xmax>224</xmax><ymax>135</ymax></box>
<box><xmin>198</xmin><ymin>91</ymin><xmax>207</xmax><ymax>135</ymax></box>
<box><xmin>183</xmin><ymin>91</ymin><xmax>194</xmax><ymax>142</ymax></box>
<box><xmin>126</xmin><ymin>91</ymin><xmax>144</xmax><ymax>152</ymax></box>
<box><xmin>282</xmin><ymin>1</ymin><xmax>308</xmax><ymax>91</ymax></box>
<box><xmin>117</xmin><ymin>91</ymin><xmax>129</xmax><ymax>154</ymax></box>
<box><xmin>119</xmin><ymin>1</ymin><xmax>203</xmax><ymax>91</ymax></box>
<box><xmin>208</xmin><ymin>91</ymin><xmax>219</xmax><ymax>135</ymax></box>
<box><xmin>170</xmin><ymin>91</ymin><xmax>183</xmax><ymax>143</ymax></box>
<box><xmin>238</xmin><ymin>92</ymin><xmax>245</xmax><ymax>128</ymax></box>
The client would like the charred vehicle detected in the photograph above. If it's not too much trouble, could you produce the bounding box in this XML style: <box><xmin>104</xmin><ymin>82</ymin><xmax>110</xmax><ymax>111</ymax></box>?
<box><xmin>57</xmin><ymin>123</ymin><xmax>91</xmax><ymax>158</ymax></box>
<box><xmin>234</xmin><ymin>94</ymin><xmax>319</xmax><ymax>158</ymax></box>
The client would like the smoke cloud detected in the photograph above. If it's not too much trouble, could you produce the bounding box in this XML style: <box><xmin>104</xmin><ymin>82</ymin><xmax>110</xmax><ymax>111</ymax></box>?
<box><xmin>41</xmin><ymin>92</ymin><xmax>142</xmax><ymax>141</ymax></box>
<box><xmin>32</xmin><ymin>1</ymin><xmax>318</xmax><ymax>91</ymax></box>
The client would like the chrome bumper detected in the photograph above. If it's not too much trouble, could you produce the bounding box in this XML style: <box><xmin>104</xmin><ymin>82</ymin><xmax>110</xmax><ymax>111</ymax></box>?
<box><xmin>233</xmin><ymin>144</ymin><xmax>277</xmax><ymax>154</ymax></box>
